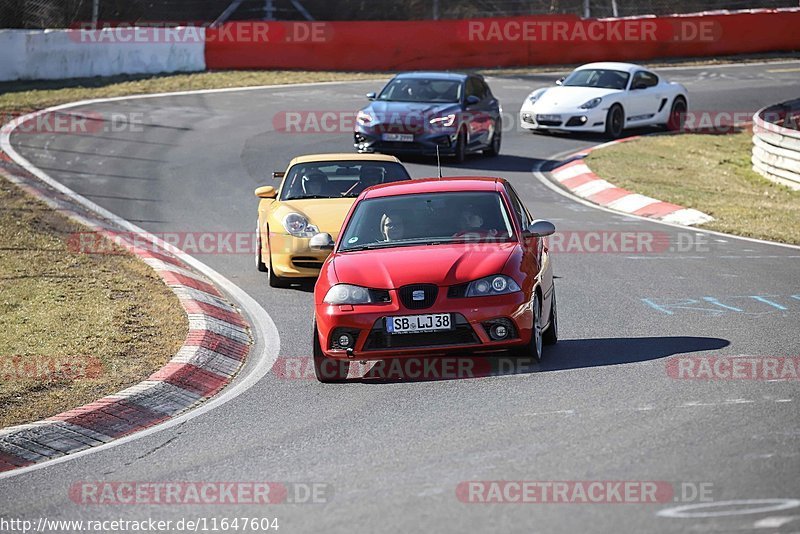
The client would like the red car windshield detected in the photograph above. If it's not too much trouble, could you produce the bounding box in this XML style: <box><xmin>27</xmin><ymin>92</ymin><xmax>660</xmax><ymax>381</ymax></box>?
<box><xmin>338</xmin><ymin>191</ymin><xmax>515</xmax><ymax>251</ymax></box>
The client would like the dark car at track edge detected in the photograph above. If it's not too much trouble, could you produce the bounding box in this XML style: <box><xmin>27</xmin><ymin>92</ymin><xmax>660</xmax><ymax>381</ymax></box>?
<box><xmin>354</xmin><ymin>72</ymin><xmax>503</xmax><ymax>163</ymax></box>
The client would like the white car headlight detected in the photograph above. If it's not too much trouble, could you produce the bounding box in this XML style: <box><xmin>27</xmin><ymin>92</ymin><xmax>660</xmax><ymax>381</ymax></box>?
<box><xmin>356</xmin><ymin>110</ymin><xmax>376</xmax><ymax>126</ymax></box>
<box><xmin>527</xmin><ymin>89</ymin><xmax>547</xmax><ymax>105</ymax></box>
<box><xmin>429</xmin><ymin>113</ymin><xmax>456</xmax><ymax>127</ymax></box>
<box><xmin>282</xmin><ymin>213</ymin><xmax>319</xmax><ymax>238</ymax></box>
<box><xmin>579</xmin><ymin>97</ymin><xmax>603</xmax><ymax>110</ymax></box>
<box><xmin>465</xmin><ymin>275</ymin><xmax>521</xmax><ymax>297</ymax></box>
<box><xmin>324</xmin><ymin>284</ymin><xmax>383</xmax><ymax>304</ymax></box>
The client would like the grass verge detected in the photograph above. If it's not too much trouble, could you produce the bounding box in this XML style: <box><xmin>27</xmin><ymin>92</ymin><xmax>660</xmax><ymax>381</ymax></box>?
<box><xmin>0</xmin><ymin>69</ymin><xmax>388</xmax><ymax>428</ymax></box>
<box><xmin>585</xmin><ymin>130</ymin><xmax>800</xmax><ymax>245</ymax></box>
<box><xmin>1</xmin><ymin>52</ymin><xmax>796</xmax><ymax>114</ymax></box>
<box><xmin>0</xmin><ymin>178</ymin><xmax>188</xmax><ymax>428</ymax></box>
<box><xmin>0</xmin><ymin>70</ymin><xmax>389</xmax><ymax>115</ymax></box>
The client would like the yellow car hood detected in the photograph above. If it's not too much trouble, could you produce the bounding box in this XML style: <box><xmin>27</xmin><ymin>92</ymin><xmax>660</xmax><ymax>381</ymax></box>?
<box><xmin>272</xmin><ymin>198</ymin><xmax>355</xmax><ymax>236</ymax></box>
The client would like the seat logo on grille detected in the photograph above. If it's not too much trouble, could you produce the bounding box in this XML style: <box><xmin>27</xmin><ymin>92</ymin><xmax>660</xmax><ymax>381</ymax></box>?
<box><xmin>412</xmin><ymin>290</ymin><xmax>425</xmax><ymax>301</ymax></box>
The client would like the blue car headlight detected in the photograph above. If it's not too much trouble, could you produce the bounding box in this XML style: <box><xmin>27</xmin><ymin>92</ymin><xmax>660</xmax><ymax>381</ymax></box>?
<box><xmin>429</xmin><ymin>114</ymin><xmax>456</xmax><ymax>127</ymax></box>
<box><xmin>356</xmin><ymin>110</ymin><xmax>377</xmax><ymax>127</ymax></box>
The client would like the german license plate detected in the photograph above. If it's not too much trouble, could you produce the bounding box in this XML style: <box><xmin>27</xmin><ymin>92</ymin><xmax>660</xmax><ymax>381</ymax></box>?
<box><xmin>386</xmin><ymin>313</ymin><xmax>452</xmax><ymax>334</ymax></box>
<box><xmin>381</xmin><ymin>133</ymin><xmax>414</xmax><ymax>142</ymax></box>
<box><xmin>537</xmin><ymin>114</ymin><xmax>561</xmax><ymax>122</ymax></box>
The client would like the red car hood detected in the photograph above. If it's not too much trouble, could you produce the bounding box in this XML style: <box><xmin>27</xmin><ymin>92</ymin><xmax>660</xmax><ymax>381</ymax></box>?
<box><xmin>331</xmin><ymin>242</ymin><xmax>518</xmax><ymax>289</ymax></box>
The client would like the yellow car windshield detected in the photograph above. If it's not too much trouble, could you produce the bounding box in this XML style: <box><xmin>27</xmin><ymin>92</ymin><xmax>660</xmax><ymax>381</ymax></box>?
<box><xmin>281</xmin><ymin>161</ymin><xmax>410</xmax><ymax>200</ymax></box>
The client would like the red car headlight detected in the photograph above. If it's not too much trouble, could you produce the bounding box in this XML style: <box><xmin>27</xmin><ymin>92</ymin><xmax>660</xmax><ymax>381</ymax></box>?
<box><xmin>324</xmin><ymin>284</ymin><xmax>390</xmax><ymax>305</ymax></box>
<box><xmin>464</xmin><ymin>275</ymin><xmax>520</xmax><ymax>297</ymax></box>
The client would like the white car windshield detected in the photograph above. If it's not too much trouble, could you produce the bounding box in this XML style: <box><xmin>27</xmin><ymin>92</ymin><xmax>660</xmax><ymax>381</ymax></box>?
<box><xmin>339</xmin><ymin>191</ymin><xmax>515</xmax><ymax>251</ymax></box>
<box><xmin>563</xmin><ymin>69</ymin><xmax>629</xmax><ymax>90</ymax></box>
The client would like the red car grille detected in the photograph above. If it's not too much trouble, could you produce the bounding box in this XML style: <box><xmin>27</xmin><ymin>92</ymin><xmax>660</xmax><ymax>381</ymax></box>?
<box><xmin>398</xmin><ymin>284</ymin><xmax>438</xmax><ymax>310</ymax></box>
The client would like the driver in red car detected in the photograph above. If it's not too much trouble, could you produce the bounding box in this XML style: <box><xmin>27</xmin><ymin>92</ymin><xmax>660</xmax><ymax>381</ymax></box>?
<box><xmin>454</xmin><ymin>206</ymin><xmax>498</xmax><ymax>239</ymax></box>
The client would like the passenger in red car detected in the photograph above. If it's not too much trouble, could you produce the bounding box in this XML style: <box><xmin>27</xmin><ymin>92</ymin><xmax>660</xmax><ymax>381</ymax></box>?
<box><xmin>380</xmin><ymin>212</ymin><xmax>405</xmax><ymax>241</ymax></box>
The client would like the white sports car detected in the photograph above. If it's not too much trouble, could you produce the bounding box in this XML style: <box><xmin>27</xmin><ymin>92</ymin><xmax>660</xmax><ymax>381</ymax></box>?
<box><xmin>519</xmin><ymin>62</ymin><xmax>688</xmax><ymax>138</ymax></box>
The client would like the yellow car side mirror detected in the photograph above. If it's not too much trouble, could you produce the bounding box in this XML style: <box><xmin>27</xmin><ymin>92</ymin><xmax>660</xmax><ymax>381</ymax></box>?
<box><xmin>255</xmin><ymin>186</ymin><xmax>277</xmax><ymax>199</ymax></box>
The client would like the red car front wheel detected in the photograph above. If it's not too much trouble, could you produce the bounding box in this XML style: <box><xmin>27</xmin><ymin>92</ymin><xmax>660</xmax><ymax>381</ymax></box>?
<box><xmin>313</xmin><ymin>323</ymin><xmax>349</xmax><ymax>383</ymax></box>
<box><xmin>513</xmin><ymin>293</ymin><xmax>543</xmax><ymax>361</ymax></box>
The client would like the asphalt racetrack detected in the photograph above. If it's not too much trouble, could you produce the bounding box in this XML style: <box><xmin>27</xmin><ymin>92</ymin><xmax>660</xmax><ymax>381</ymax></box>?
<box><xmin>2</xmin><ymin>61</ymin><xmax>800</xmax><ymax>533</ymax></box>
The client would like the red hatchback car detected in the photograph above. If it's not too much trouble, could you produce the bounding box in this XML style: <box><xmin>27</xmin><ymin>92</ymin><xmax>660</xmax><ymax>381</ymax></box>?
<box><xmin>309</xmin><ymin>177</ymin><xmax>558</xmax><ymax>382</ymax></box>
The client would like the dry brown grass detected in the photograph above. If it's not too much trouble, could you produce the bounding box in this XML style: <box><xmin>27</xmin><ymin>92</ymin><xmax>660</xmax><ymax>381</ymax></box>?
<box><xmin>586</xmin><ymin>131</ymin><xmax>800</xmax><ymax>245</ymax></box>
<box><xmin>0</xmin><ymin>177</ymin><xmax>188</xmax><ymax>428</ymax></box>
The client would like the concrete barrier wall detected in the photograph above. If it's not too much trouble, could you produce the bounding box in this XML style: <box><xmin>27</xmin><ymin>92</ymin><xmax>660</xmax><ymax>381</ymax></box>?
<box><xmin>205</xmin><ymin>9</ymin><xmax>800</xmax><ymax>71</ymax></box>
<box><xmin>1</xmin><ymin>9</ymin><xmax>799</xmax><ymax>81</ymax></box>
<box><xmin>752</xmin><ymin>100</ymin><xmax>800</xmax><ymax>191</ymax></box>
<box><xmin>0</xmin><ymin>27</ymin><xmax>206</xmax><ymax>82</ymax></box>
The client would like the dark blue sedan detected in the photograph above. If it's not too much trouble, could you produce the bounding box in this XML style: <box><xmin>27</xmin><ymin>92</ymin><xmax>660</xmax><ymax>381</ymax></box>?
<box><xmin>353</xmin><ymin>72</ymin><xmax>502</xmax><ymax>163</ymax></box>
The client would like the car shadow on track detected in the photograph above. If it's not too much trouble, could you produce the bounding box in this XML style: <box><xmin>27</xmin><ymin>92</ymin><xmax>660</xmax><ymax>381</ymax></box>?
<box><xmin>398</xmin><ymin>154</ymin><xmax>558</xmax><ymax>173</ymax></box>
<box><xmin>441</xmin><ymin>154</ymin><xmax>554</xmax><ymax>173</ymax></box>
<box><xmin>352</xmin><ymin>335</ymin><xmax>729</xmax><ymax>384</ymax></box>
<box><xmin>276</xmin><ymin>279</ymin><xmax>316</xmax><ymax>292</ymax></box>
<box><xmin>539</xmin><ymin>336</ymin><xmax>730</xmax><ymax>372</ymax></box>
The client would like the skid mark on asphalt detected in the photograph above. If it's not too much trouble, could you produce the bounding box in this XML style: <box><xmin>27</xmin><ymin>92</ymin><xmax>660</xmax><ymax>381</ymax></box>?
<box><xmin>520</xmin><ymin>398</ymin><xmax>794</xmax><ymax>418</ymax></box>
<box><xmin>519</xmin><ymin>409</ymin><xmax>576</xmax><ymax>417</ymax></box>
<box><xmin>626</xmin><ymin>255</ymin><xmax>800</xmax><ymax>260</ymax></box>
<box><xmin>658</xmin><ymin>499</ymin><xmax>800</xmax><ymax>519</ymax></box>
<box><xmin>753</xmin><ymin>515</ymin><xmax>800</xmax><ymax>528</ymax></box>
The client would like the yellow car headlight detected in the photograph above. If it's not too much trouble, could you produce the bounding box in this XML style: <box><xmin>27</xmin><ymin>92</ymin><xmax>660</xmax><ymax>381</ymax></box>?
<box><xmin>282</xmin><ymin>213</ymin><xmax>320</xmax><ymax>238</ymax></box>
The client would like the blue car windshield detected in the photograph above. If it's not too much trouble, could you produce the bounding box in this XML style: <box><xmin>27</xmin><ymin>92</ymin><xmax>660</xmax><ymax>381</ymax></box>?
<box><xmin>339</xmin><ymin>191</ymin><xmax>515</xmax><ymax>252</ymax></box>
<box><xmin>377</xmin><ymin>78</ymin><xmax>462</xmax><ymax>103</ymax></box>
<box><xmin>563</xmin><ymin>69</ymin><xmax>629</xmax><ymax>90</ymax></box>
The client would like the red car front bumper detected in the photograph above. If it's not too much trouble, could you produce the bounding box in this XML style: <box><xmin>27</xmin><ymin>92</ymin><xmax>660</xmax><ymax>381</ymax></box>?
<box><xmin>315</xmin><ymin>290</ymin><xmax>534</xmax><ymax>361</ymax></box>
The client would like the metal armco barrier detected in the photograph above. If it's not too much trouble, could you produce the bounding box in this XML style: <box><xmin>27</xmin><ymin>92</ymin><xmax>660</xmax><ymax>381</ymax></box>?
<box><xmin>752</xmin><ymin>99</ymin><xmax>800</xmax><ymax>191</ymax></box>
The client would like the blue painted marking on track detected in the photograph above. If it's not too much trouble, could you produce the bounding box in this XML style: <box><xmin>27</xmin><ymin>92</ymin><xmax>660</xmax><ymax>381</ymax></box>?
<box><xmin>642</xmin><ymin>293</ymin><xmax>799</xmax><ymax>316</ymax></box>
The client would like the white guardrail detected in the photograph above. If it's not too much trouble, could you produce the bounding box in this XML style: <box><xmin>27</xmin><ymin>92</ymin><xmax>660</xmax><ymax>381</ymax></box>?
<box><xmin>0</xmin><ymin>28</ymin><xmax>206</xmax><ymax>82</ymax></box>
<box><xmin>752</xmin><ymin>99</ymin><xmax>800</xmax><ymax>191</ymax></box>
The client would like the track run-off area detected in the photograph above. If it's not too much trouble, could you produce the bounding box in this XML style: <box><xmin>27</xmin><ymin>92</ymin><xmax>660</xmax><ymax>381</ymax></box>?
<box><xmin>1</xmin><ymin>61</ymin><xmax>799</xmax><ymax>533</ymax></box>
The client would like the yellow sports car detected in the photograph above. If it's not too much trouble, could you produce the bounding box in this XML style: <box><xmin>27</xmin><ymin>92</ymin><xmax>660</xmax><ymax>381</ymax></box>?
<box><xmin>255</xmin><ymin>153</ymin><xmax>411</xmax><ymax>287</ymax></box>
